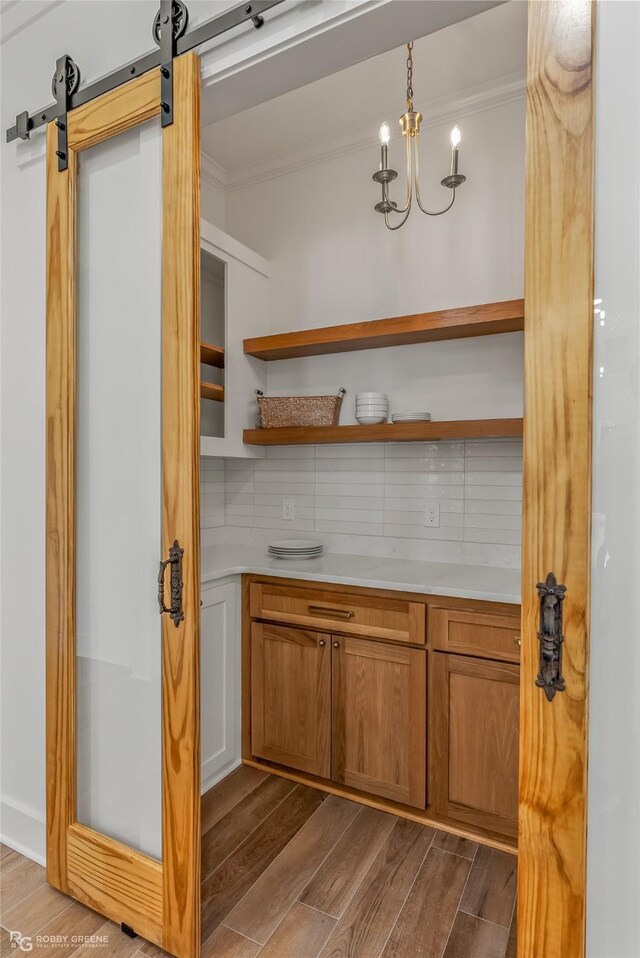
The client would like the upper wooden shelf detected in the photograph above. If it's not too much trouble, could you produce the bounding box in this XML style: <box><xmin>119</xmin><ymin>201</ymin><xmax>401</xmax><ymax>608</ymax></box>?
<box><xmin>243</xmin><ymin>418</ymin><xmax>523</xmax><ymax>446</ymax></box>
<box><xmin>200</xmin><ymin>342</ymin><xmax>225</xmax><ymax>368</ymax></box>
<box><xmin>201</xmin><ymin>382</ymin><xmax>225</xmax><ymax>402</ymax></box>
<box><xmin>243</xmin><ymin>299</ymin><xmax>525</xmax><ymax>361</ymax></box>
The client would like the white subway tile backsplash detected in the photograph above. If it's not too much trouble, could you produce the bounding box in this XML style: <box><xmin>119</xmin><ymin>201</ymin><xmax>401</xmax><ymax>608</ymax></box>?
<box><xmin>255</xmin><ymin>481</ymin><xmax>315</xmax><ymax>495</ymax></box>
<box><xmin>314</xmin><ymin>482</ymin><xmax>384</xmax><ymax>498</ymax></box>
<box><xmin>201</xmin><ymin>437</ymin><xmax>523</xmax><ymax>569</ymax></box>
<box><xmin>385</xmin><ymin>442</ymin><xmax>464</xmax><ymax>458</ymax></box>
<box><xmin>315</xmin><ymin>471</ymin><xmax>386</xmax><ymax>485</ymax></box>
<box><xmin>316</xmin><ymin>495</ymin><xmax>387</xmax><ymax>511</ymax></box>
<box><xmin>465</xmin><ymin>485</ymin><xmax>522</xmax><ymax>500</ymax></box>
<box><xmin>385</xmin><ymin>484</ymin><xmax>465</xmax><ymax>500</ymax></box>
<box><xmin>465</xmin><ymin>471</ymin><xmax>523</xmax><ymax>486</ymax></box>
<box><xmin>464</xmin><ymin>440</ymin><xmax>523</xmax><ymax>457</ymax></box>
<box><xmin>464</xmin><ymin>514</ymin><xmax>522</xmax><ymax>530</ymax></box>
<box><xmin>464</xmin><ymin>457</ymin><xmax>523</xmax><ymax>472</ymax></box>
<box><xmin>316</xmin><ymin>507</ymin><xmax>384</xmax><ymax>524</ymax></box>
<box><xmin>315</xmin><ymin>519</ymin><xmax>384</xmax><ymax>536</ymax></box>
<box><xmin>384</xmin><ymin>458</ymin><xmax>465</xmax><ymax>473</ymax></box>
<box><xmin>266</xmin><ymin>445</ymin><xmax>314</xmax><ymax>458</ymax></box>
<box><xmin>465</xmin><ymin>498</ymin><xmax>522</xmax><ymax>515</ymax></box>
<box><xmin>255</xmin><ymin>458</ymin><xmax>315</xmax><ymax>472</ymax></box>
<box><xmin>316</xmin><ymin>443</ymin><xmax>385</xmax><ymax>458</ymax></box>
<box><xmin>315</xmin><ymin>458</ymin><xmax>385</xmax><ymax>473</ymax></box>
<box><xmin>255</xmin><ymin>493</ymin><xmax>315</xmax><ymax>507</ymax></box>
<box><xmin>384</xmin><ymin>472</ymin><xmax>464</xmax><ymax>485</ymax></box>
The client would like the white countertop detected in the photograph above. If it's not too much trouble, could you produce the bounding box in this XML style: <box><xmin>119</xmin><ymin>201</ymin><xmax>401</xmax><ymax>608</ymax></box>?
<box><xmin>201</xmin><ymin>545</ymin><xmax>520</xmax><ymax>605</ymax></box>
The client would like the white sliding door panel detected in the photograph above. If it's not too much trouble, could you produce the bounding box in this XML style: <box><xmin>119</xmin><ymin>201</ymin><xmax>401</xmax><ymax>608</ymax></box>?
<box><xmin>75</xmin><ymin>120</ymin><xmax>163</xmax><ymax>859</ymax></box>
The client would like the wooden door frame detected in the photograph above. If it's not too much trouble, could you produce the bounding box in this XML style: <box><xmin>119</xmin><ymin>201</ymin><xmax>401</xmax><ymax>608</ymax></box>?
<box><xmin>519</xmin><ymin>2</ymin><xmax>595</xmax><ymax>957</ymax></box>
<box><xmin>46</xmin><ymin>53</ymin><xmax>201</xmax><ymax>958</ymax></box>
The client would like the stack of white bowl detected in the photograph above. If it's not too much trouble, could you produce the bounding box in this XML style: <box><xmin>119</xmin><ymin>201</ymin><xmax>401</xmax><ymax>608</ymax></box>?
<box><xmin>356</xmin><ymin>392</ymin><xmax>389</xmax><ymax>425</ymax></box>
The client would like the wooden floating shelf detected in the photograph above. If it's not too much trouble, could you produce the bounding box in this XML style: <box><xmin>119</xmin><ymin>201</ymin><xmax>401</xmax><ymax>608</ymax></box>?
<box><xmin>200</xmin><ymin>342</ymin><xmax>225</xmax><ymax>368</ymax></box>
<box><xmin>243</xmin><ymin>299</ymin><xmax>525</xmax><ymax>361</ymax></box>
<box><xmin>200</xmin><ymin>382</ymin><xmax>225</xmax><ymax>402</ymax></box>
<box><xmin>243</xmin><ymin>418</ymin><xmax>523</xmax><ymax>446</ymax></box>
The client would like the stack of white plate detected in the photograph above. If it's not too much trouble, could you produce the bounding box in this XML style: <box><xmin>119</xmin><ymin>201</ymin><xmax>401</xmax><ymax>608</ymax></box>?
<box><xmin>268</xmin><ymin>539</ymin><xmax>324</xmax><ymax>560</ymax></box>
<box><xmin>392</xmin><ymin>412</ymin><xmax>432</xmax><ymax>423</ymax></box>
<box><xmin>356</xmin><ymin>392</ymin><xmax>389</xmax><ymax>425</ymax></box>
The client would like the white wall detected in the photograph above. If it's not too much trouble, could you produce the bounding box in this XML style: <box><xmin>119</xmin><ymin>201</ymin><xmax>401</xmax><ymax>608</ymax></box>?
<box><xmin>586</xmin><ymin>3</ymin><xmax>640</xmax><ymax>956</ymax></box>
<box><xmin>226</xmin><ymin>97</ymin><xmax>525</xmax><ymax>422</ymax></box>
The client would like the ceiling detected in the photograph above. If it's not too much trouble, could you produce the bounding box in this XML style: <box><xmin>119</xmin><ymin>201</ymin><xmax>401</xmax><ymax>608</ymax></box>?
<box><xmin>201</xmin><ymin>1</ymin><xmax>526</xmax><ymax>178</ymax></box>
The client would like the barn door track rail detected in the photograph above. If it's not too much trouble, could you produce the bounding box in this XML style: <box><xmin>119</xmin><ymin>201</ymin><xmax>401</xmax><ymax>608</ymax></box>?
<box><xmin>5</xmin><ymin>0</ymin><xmax>285</xmax><ymax>150</ymax></box>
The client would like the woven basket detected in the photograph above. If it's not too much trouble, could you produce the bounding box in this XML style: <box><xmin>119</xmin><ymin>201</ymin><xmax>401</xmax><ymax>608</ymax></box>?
<box><xmin>256</xmin><ymin>388</ymin><xmax>346</xmax><ymax>428</ymax></box>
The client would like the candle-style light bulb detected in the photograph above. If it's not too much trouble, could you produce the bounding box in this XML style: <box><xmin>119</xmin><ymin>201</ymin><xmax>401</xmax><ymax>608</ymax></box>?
<box><xmin>450</xmin><ymin>125</ymin><xmax>461</xmax><ymax>148</ymax></box>
<box><xmin>379</xmin><ymin>122</ymin><xmax>391</xmax><ymax>145</ymax></box>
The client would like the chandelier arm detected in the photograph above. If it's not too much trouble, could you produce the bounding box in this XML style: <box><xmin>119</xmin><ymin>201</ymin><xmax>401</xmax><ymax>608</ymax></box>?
<box><xmin>384</xmin><ymin>192</ymin><xmax>413</xmax><ymax>231</ymax></box>
<box><xmin>413</xmin><ymin>132</ymin><xmax>457</xmax><ymax>216</ymax></box>
<box><xmin>415</xmin><ymin>189</ymin><xmax>457</xmax><ymax>216</ymax></box>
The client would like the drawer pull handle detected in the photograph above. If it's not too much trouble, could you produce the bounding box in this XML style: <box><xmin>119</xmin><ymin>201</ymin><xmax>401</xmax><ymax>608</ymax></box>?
<box><xmin>318</xmin><ymin>639</ymin><xmax>326</xmax><ymax>647</ymax></box>
<box><xmin>333</xmin><ymin>641</ymin><xmax>341</xmax><ymax>649</ymax></box>
<box><xmin>514</xmin><ymin>634</ymin><xmax>522</xmax><ymax>646</ymax></box>
<box><xmin>308</xmin><ymin>605</ymin><xmax>354</xmax><ymax>620</ymax></box>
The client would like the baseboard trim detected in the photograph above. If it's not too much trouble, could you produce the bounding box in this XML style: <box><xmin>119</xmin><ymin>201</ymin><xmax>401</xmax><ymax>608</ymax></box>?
<box><xmin>0</xmin><ymin>797</ymin><xmax>46</xmax><ymax>865</ymax></box>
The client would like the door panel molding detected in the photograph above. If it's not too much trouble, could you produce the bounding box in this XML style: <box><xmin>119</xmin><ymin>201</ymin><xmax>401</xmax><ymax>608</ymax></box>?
<box><xmin>520</xmin><ymin>2</ymin><xmax>595</xmax><ymax>956</ymax></box>
<box><xmin>46</xmin><ymin>53</ymin><xmax>201</xmax><ymax>958</ymax></box>
<box><xmin>66</xmin><ymin>825</ymin><xmax>163</xmax><ymax>945</ymax></box>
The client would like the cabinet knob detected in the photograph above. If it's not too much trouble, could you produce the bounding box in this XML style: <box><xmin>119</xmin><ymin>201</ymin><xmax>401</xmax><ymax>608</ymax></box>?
<box><xmin>333</xmin><ymin>640</ymin><xmax>340</xmax><ymax>649</ymax></box>
<box><xmin>318</xmin><ymin>639</ymin><xmax>326</xmax><ymax>647</ymax></box>
<box><xmin>514</xmin><ymin>634</ymin><xmax>522</xmax><ymax>646</ymax></box>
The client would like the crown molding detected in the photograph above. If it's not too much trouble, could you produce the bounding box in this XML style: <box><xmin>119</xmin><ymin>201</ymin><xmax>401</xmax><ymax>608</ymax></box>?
<box><xmin>201</xmin><ymin>72</ymin><xmax>525</xmax><ymax>196</ymax></box>
<box><xmin>201</xmin><ymin>152</ymin><xmax>228</xmax><ymax>193</ymax></box>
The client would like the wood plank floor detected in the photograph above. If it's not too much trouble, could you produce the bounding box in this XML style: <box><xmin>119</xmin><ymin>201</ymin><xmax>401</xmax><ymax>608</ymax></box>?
<box><xmin>0</xmin><ymin>768</ymin><xmax>517</xmax><ymax>958</ymax></box>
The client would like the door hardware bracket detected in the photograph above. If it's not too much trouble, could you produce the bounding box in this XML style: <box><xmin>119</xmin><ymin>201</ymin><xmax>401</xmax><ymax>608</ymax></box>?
<box><xmin>535</xmin><ymin>572</ymin><xmax>567</xmax><ymax>701</ymax></box>
<box><xmin>156</xmin><ymin>0</ymin><xmax>179</xmax><ymax>127</ymax></box>
<box><xmin>158</xmin><ymin>540</ymin><xmax>185</xmax><ymax>627</ymax></box>
<box><xmin>53</xmin><ymin>54</ymin><xmax>79</xmax><ymax>172</ymax></box>
<box><xmin>51</xmin><ymin>53</ymin><xmax>80</xmax><ymax>173</ymax></box>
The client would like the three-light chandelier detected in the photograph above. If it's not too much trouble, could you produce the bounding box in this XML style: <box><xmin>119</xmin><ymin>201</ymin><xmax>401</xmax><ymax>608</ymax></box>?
<box><xmin>373</xmin><ymin>41</ymin><xmax>466</xmax><ymax>230</ymax></box>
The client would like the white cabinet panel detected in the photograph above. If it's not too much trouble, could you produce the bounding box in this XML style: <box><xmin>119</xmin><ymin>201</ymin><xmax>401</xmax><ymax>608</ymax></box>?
<box><xmin>200</xmin><ymin>579</ymin><xmax>241</xmax><ymax>793</ymax></box>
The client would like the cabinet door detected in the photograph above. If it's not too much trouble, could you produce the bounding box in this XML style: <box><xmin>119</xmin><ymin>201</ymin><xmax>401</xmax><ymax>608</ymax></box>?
<box><xmin>332</xmin><ymin>636</ymin><xmax>426</xmax><ymax>808</ymax></box>
<box><xmin>251</xmin><ymin>622</ymin><xmax>330</xmax><ymax>777</ymax></box>
<box><xmin>430</xmin><ymin>653</ymin><xmax>519</xmax><ymax>839</ymax></box>
<box><xmin>201</xmin><ymin>582</ymin><xmax>239</xmax><ymax>793</ymax></box>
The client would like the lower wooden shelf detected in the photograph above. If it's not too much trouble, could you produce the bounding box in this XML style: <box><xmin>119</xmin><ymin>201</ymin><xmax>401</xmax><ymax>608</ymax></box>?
<box><xmin>200</xmin><ymin>382</ymin><xmax>225</xmax><ymax>402</ymax></box>
<box><xmin>243</xmin><ymin>418</ymin><xmax>523</xmax><ymax>445</ymax></box>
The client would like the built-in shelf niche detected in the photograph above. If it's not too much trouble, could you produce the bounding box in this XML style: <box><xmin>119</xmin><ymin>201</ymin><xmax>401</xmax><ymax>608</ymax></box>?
<box><xmin>200</xmin><ymin>249</ymin><xmax>226</xmax><ymax>439</ymax></box>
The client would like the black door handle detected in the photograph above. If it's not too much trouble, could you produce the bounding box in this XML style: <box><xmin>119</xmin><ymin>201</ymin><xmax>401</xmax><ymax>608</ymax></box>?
<box><xmin>158</xmin><ymin>539</ymin><xmax>185</xmax><ymax>627</ymax></box>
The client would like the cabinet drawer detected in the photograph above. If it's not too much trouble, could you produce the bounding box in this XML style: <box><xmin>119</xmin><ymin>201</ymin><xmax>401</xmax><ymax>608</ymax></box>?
<box><xmin>430</xmin><ymin>607</ymin><xmax>521</xmax><ymax>662</ymax></box>
<box><xmin>250</xmin><ymin>581</ymin><xmax>425</xmax><ymax>646</ymax></box>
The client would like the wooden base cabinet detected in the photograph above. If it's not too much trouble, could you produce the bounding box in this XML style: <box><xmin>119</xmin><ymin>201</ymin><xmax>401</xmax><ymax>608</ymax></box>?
<box><xmin>332</xmin><ymin>636</ymin><xmax>426</xmax><ymax>808</ymax></box>
<box><xmin>250</xmin><ymin>622</ymin><xmax>427</xmax><ymax>809</ymax></box>
<box><xmin>251</xmin><ymin>622</ymin><xmax>331</xmax><ymax>777</ymax></box>
<box><xmin>430</xmin><ymin>652</ymin><xmax>520</xmax><ymax>840</ymax></box>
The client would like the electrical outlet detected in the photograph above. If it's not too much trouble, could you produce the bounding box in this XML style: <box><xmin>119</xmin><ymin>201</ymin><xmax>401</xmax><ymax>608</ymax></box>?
<box><xmin>282</xmin><ymin>498</ymin><xmax>295</xmax><ymax>520</ymax></box>
<box><xmin>425</xmin><ymin>502</ymin><xmax>440</xmax><ymax>528</ymax></box>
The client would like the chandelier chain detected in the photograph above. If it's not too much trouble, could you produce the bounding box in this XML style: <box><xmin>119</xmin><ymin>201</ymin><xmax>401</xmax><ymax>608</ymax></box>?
<box><xmin>406</xmin><ymin>41</ymin><xmax>413</xmax><ymax>111</ymax></box>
